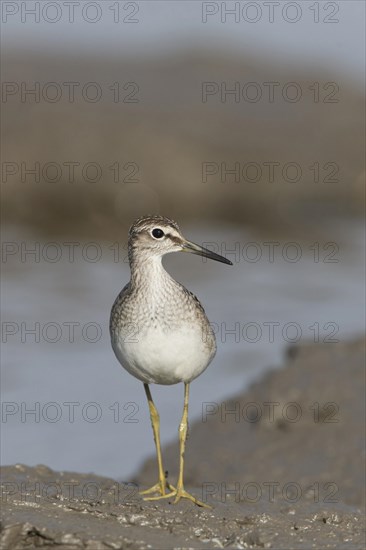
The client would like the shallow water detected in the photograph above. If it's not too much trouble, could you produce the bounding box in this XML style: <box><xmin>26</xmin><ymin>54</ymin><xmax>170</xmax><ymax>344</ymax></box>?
<box><xmin>1</xmin><ymin>220</ymin><xmax>365</xmax><ymax>479</ymax></box>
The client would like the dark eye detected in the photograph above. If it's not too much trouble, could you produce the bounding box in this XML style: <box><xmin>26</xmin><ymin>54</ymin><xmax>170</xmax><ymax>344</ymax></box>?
<box><xmin>152</xmin><ymin>228</ymin><xmax>164</xmax><ymax>239</ymax></box>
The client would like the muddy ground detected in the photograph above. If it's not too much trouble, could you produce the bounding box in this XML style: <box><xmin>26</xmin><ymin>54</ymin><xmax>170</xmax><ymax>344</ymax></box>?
<box><xmin>1</xmin><ymin>338</ymin><xmax>365</xmax><ymax>549</ymax></box>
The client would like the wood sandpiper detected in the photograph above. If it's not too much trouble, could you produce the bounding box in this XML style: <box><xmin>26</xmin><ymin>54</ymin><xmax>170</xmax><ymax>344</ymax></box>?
<box><xmin>110</xmin><ymin>215</ymin><xmax>232</xmax><ymax>507</ymax></box>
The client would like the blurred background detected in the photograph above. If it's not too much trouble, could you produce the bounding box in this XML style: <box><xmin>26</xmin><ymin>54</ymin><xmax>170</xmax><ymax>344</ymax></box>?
<box><xmin>1</xmin><ymin>1</ymin><xmax>365</xmax><ymax>480</ymax></box>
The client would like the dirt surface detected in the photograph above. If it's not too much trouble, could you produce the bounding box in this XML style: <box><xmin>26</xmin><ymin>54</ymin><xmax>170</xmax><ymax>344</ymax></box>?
<box><xmin>1</xmin><ymin>338</ymin><xmax>365</xmax><ymax>549</ymax></box>
<box><xmin>1</xmin><ymin>464</ymin><xmax>364</xmax><ymax>550</ymax></box>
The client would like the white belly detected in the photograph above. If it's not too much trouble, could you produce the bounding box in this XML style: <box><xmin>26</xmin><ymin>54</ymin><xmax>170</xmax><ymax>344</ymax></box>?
<box><xmin>112</xmin><ymin>325</ymin><xmax>215</xmax><ymax>385</ymax></box>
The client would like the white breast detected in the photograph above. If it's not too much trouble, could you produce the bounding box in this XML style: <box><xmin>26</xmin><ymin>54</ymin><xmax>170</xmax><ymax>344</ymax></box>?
<box><xmin>112</xmin><ymin>323</ymin><xmax>215</xmax><ymax>385</ymax></box>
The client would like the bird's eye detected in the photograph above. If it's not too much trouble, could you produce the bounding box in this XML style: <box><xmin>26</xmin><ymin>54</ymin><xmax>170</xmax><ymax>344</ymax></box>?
<box><xmin>152</xmin><ymin>228</ymin><xmax>164</xmax><ymax>239</ymax></box>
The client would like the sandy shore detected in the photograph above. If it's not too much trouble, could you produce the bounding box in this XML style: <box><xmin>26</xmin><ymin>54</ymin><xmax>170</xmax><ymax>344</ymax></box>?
<box><xmin>1</xmin><ymin>338</ymin><xmax>365</xmax><ymax>549</ymax></box>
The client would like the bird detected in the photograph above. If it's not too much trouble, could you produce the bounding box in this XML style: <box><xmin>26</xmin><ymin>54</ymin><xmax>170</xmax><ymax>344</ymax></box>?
<box><xmin>110</xmin><ymin>215</ymin><xmax>232</xmax><ymax>507</ymax></box>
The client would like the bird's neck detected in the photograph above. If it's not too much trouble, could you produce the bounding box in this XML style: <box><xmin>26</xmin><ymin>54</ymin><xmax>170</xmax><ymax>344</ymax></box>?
<box><xmin>129</xmin><ymin>253</ymin><xmax>174</xmax><ymax>293</ymax></box>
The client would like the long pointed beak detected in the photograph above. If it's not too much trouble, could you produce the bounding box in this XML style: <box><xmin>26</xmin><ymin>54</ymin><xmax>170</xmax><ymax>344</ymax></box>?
<box><xmin>181</xmin><ymin>240</ymin><xmax>233</xmax><ymax>265</ymax></box>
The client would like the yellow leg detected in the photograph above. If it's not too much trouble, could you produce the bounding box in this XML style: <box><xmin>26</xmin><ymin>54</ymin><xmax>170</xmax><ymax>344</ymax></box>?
<box><xmin>145</xmin><ymin>383</ymin><xmax>211</xmax><ymax>508</ymax></box>
<box><xmin>139</xmin><ymin>384</ymin><xmax>175</xmax><ymax>497</ymax></box>
<box><xmin>173</xmin><ymin>382</ymin><xmax>210</xmax><ymax>507</ymax></box>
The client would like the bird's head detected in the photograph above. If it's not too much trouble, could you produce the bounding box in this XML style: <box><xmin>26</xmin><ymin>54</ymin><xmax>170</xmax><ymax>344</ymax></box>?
<box><xmin>128</xmin><ymin>215</ymin><xmax>233</xmax><ymax>265</ymax></box>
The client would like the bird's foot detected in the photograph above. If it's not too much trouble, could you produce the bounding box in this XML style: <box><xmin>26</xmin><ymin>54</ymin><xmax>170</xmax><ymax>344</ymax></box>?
<box><xmin>139</xmin><ymin>480</ymin><xmax>175</xmax><ymax>497</ymax></box>
<box><xmin>143</xmin><ymin>485</ymin><xmax>211</xmax><ymax>508</ymax></box>
<box><xmin>174</xmin><ymin>486</ymin><xmax>211</xmax><ymax>508</ymax></box>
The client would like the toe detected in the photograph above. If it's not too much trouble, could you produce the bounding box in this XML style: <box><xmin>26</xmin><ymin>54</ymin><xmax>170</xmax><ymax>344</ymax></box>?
<box><xmin>174</xmin><ymin>488</ymin><xmax>211</xmax><ymax>508</ymax></box>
